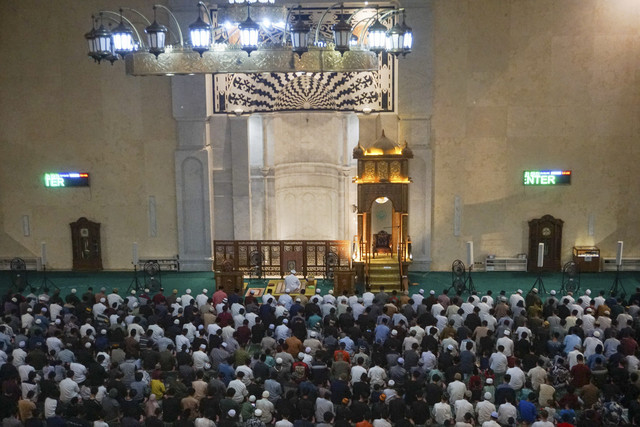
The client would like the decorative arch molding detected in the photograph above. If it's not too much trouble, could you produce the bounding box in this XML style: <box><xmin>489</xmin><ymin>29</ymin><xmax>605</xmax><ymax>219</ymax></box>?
<box><xmin>358</xmin><ymin>183</ymin><xmax>409</xmax><ymax>214</ymax></box>
<box><xmin>213</xmin><ymin>56</ymin><xmax>394</xmax><ymax>114</ymax></box>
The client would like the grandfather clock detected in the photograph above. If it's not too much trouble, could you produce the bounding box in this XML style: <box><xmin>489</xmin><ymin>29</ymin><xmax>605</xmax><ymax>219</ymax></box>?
<box><xmin>70</xmin><ymin>217</ymin><xmax>103</xmax><ymax>271</ymax></box>
<box><xmin>528</xmin><ymin>215</ymin><xmax>563</xmax><ymax>272</ymax></box>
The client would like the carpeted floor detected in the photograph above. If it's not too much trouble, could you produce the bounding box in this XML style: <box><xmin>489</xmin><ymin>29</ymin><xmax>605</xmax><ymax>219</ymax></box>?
<box><xmin>1</xmin><ymin>269</ymin><xmax>639</xmax><ymax>299</ymax></box>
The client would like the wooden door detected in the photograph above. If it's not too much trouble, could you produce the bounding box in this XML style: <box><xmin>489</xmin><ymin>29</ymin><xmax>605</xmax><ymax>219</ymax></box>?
<box><xmin>528</xmin><ymin>215</ymin><xmax>563</xmax><ymax>272</ymax></box>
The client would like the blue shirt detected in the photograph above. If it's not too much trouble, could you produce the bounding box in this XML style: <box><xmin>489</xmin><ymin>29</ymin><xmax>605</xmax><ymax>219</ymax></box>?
<box><xmin>374</xmin><ymin>324</ymin><xmax>389</xmax><ymax>344</ymax></box>
<box><xmin>518</xmin><ymin>399</ymin><xmax>537</xmax><ymax>423</ymax></box>
<box><xmin>563</xmin><ymin>334</ymin><xmax>582</xmax><ymax>354</ymax></box>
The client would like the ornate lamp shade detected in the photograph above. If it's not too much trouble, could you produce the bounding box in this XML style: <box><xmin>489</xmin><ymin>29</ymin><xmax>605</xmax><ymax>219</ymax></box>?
<box><xmin>239</xmin><ymin>13</ymin><xmax>260</xmax><ymax>55</ymax></box>
<box><xmin>189</xmin><ymin>16</ymin><xmax>212</xmax><ymax>56</ymax></box>
<box><xmin>146</xmin><ymin>20</ymin><xmax>168</xmax><ymax>58</ymax></box>
<box><xmin>105</xmin><ymin>40</ymin><xmax>119</xmax><ymax>65</ymax></box>
<box><xmin>385</xmin><ymin>22</ymin><xmax>404</xmax><ymax>56</ymax></box>
<box><xmin>332</xmin><ymin>14</ymin><xmax>351</xmax><ymax>55</ymax></box>
<box><xmin>290</xmin><ymin>12</ymin><xmax>310</xmax><ymax>56</ymax></box>
<box><xmin>93</xmin><ymin>21</ymin><xmax>113</xmax><ymax>61</ymax></box>
<box><xmin>112</xmin><ymin>20</ymin><xmax>135</xmax><ymax>58</ymax></box>
<box><xmin>367</xmin><ymin>17</ymin><xmax>387</xmax><ymax>53</ymax></box>
<box><xmin>85</xmin><ymin>23</ymin><xmax>101</xmax><ymax>62</ymax></box>
<box><xmin>401</xmin><ymin>18</ymin><xmax>412</xmax><ymax>55</ymax></box>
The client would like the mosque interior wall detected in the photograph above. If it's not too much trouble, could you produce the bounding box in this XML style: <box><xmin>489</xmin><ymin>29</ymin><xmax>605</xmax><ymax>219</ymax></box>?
<box><xmin>0</xmin><ymin>0</ymin><xmax>638</xmax><ymax>271</ymax></box>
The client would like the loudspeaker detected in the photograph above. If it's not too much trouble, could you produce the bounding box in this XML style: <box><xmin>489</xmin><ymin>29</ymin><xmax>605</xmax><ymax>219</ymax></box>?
<box><xmin>466</xmin><ymin>241</ymin><xmax>474</xmax><ymax>267</ymax></box>
<box><xmin>537</xmin><ymin>242</ymin><xmax>544</xmax><ymax>268</ymax></box>
<box><xmin>616</xmin><ymin>241</ymin><xmax>624</xmax><ymax>266</ymax></box>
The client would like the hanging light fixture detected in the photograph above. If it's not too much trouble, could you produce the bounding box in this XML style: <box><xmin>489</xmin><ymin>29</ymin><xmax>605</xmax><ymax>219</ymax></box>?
<box><xmin>239</xmin><ymin>5</ymin><xmax>260</xmax><ymax>55</ymax></box>
<box><xmin>105</xmin><ymin>39</ymin><xmax>119</xmax><ymax>65</ymax></box>
<box><xmin>400</xmin><ymin>9</ymin><xmax>412</xmax><ymax>55</ymax></box>
<box><xmin>111</xmin><ymin>9</ymin><xmax>135</xmax><ymax>58</ymax></box>
<box><xmin>145</xmin><ymin>6</ymin><xmax>168</xmax><ymax>58</ymax></box>
<box><xmin>189</xmin><ymin>7</ymin><xmax>212</xmax><ymax>56</ymax></box>
<box><xmin>290</xmin><ymin>6</ymin><xmax>310</xmax><ymax>57</ymax></box>
<box><xmin>84</xmin><ymin>3</ymin><xmax>414</xmax><ymax>74</ymax></box>
<box><xmin>385</xmin><ymin>12</ymin><xmax>404</xmax><ymax>56</ymax></box>
<box><xmin>85</xmin><ymin>16</ymin><xmax>101</xmax><ymax>63</ymax></box>
<box><xmin>332</xmin><ymin>4</ymin><xmax>351</xmax><ymax>56</ymax></box>
<box><xmin>367</xmin><ymin>8</ymin><xmax>387</xmax><ymax>53</ymax></box>
<box><xmin>92</xmin><ymin>13</ymin><xmax>113</xmax><ymax>63</ymax></box>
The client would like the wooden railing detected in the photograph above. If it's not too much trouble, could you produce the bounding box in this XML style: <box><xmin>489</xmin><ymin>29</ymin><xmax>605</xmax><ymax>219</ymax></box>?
<box><xmin>213</xmin><ymin>240</ymin><xmax>351</xmax><ymax>278</ymax></box>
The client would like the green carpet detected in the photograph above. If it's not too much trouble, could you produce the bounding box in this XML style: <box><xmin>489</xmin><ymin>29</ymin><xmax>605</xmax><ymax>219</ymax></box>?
<box><xmin>0</xmin><ymin>269</ymin><xmax>639</xmax><ymax>299</ymax></box>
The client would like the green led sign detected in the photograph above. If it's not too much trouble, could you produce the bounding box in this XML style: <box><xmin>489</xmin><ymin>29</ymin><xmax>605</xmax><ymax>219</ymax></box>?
<box><xmin>523</xmin><ymin>170</ymin><xmax>571</xmax><ymax>186</ymax></box>
<box><xmin>44</xmin><ymin>172</ymin><xmax>90</xmax><ymax>188</ymax></box>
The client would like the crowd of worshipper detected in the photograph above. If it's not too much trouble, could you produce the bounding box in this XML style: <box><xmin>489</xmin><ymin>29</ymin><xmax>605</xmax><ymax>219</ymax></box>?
<box><xmin>0</xmin><ymin>283</ymin><xmax>640</xmax><ymax>427</ymax></box>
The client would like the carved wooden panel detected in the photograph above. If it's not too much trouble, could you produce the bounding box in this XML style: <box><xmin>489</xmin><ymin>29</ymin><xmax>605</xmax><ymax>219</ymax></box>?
<box><xmin>358</xmin><ymin>183</ymin><xmax>409</xmax><ymax>213</ymax></box>
<box><xmin>390</xmin><ymin>161</ymin><xmax>401</xmax><ymax>181</ymax></box>
<box><xmin>377</xmin><ymin>162</ymin><xmax>389</xmax><ymax>181</ymax></box>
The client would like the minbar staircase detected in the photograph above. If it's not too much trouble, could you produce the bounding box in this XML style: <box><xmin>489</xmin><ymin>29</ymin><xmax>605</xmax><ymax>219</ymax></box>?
<box><xmin>368</xmin><ymin>255</ymin><xmax>402</xmax><ymax>291</ymax></box>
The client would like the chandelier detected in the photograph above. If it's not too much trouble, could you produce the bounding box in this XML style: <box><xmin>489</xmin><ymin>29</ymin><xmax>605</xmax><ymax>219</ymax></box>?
<box><xmin>84</xmin><ymin>2</ymin><xmax>413</xmax><ymax>75</ymax></box>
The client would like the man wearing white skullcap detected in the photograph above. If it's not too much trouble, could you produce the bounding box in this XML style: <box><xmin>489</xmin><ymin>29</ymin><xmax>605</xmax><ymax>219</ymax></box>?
<box><xmin>278</xmin><ymin>290</ymin><xmax>293</xmax><ymax>311</ymax></box>
<box><xmin>195</xmin><ymin>289</ymin><xmax>209</xmax><ymax>308</ymax></box>
<box><xmin>284</xmin><ymin>269</ymin><xmax>302</xmax><ymax>293</ymax></box>
<box><xmin>411</xmin><ymin>288</ymin><xmax>424</xmax><ymax>310</ymax></box>
<box><xmin>92</xmin><ymin>298</ymin><xmax>107</xmax><ymax>318</ymax></box>
<box><xmin>509</xmin><ymin>289</ymin><xmax>525</xmax><ymax>313</ymax></box>
<box><xmin>476</xmin><ymin>391</ymin><xmax>497</xmax><ymax>424</ymax></box>
<box><xmin>181</xmin><ymin>288</ymin><xmax>194</xmax><ymax>308</ymax></box>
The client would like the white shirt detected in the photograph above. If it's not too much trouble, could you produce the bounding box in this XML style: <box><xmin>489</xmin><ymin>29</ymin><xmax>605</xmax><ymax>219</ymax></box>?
<box><xmin>368</xmin><ymin>365</ymin><xmax>387</xmax><ymax>387</ymax></box>
<box><xmin>351</xmin><ymin>365</ymin><xmax>367</xmax><ymax>385</ymax></box>
<box><xmin>421</xmin><ymin>350</ymin><xmax>438</xmax><ymax>370</ymax></box>
<box><xmin>49</xmin><ymin>303</ymin><xmax>63</xmax><ymax>320</ymax></box>
<box><xmin>447</xmin><ymin>380</ymin><xmax>466</xmax><ymax>404</ymax></box>
<box><xmin>411</xmin><ymin>293</ymin><xmax>424</xmax><ymax>310</ymax></box>
<box><xmin>195</xmin><ymin>293</ymin><xmax>209</xmax><ymax>308</ymax></box>
<box><xmin>506</xmin><ymin>366</ymin><xmax>525</xmax><ymax>390</ymax></box>
<box><xmin>228</xmin><ymin>379</ymin><xmax>248</xmax><ymax>403</ymax></box>
<box><xmin>284</xmin><ymin>274</ymin><xmax>301</xmax><ymax>292</ymax></box>
<box><xmin>193</xmin><ymin>350</ymin><xmax>210</xmax><ymax>370</ymax></box>
<box><xmin>278</xmin><ymin>294</ymin><xmax>293</xmax><ymax>310</ymax></box>
<box><xmin>497</xmin><ymin>402</ymin><xmax>517</xmax><ymax>425</ymax></box>
<box><xmin>59</xmin><ymin>377</ymin><xmax>80</xmax><ymax>403</ymax></box>
<box><xmin>69</xmin><ymin>362</ymin><xmax>88</xmax><ymax>384</ymax></box>
<box><xmin>44</xmin><ymin>397</ymin><xmax>57</xmax><ymax>419</ymax></box>
<box><xmin>46</xmin><ymin>336</ymin><xmax>64</xmax><ymax>355</ymax></box>
<box><xmin>454</xmin><ymin>399</ymin><xmax>473</xmax><ymax>421</ymax></box>
<box><xmin>475</xmin><ymin>400</ymin><xmax>496</xmax><ymax>424</ymax></box>
<box><xmin>106</xmin><ymin>293</ymin><xmax>124</xmax><ymax>308</ymax></box>
<box><xmin>275</xmin><ymin>324</ymin><xmax>290</xmax><ymax>341</ymax></box>
<box><xmin>92</xmin><ymin>303</ymin><xmax>106</xmax><ymax>317</ymax></box>
<box><xmin>18</xmin><ymin>364</ymin><xmax>35</xmax><ymax>382</ymax></box>
<box><xmin>432</xmin><ymin>303</ymin><xmax>445</xmax><ymax>317</ymax></box>
<box><xmin>175</xmin><ymin>334</ymin><xmax>191</xmax><ymax>351</ymax></box>
<box><xmin>489</xmin><ymin>352</ymin><xmax>508</xmax><ymax>374</ymax></box>
<box><xmin>362</xmin><ymin>292</ymin><xmax>375</xmax><ymax>307</ymax></box>
<box><xmin>496</xmin><ymin>336</ymin><xmax>514</xmax><ymax>357</ymax></box>
<box><xmin>148</xmin><ymin>324</ymin><xmax>164</xmax><ymax>341</ymax></box>
<box><xmin>181</xmin><ymin>294</ymin><xmax>194</xmax><ymax>308</ymax></box>
<box><xmin>432</xmin><ymin>402</ymin><xmax>452</xmax><ymax>425</ymax></box>
<box><xmin>11</xmin><ymin>348</ymin><xmax>26</xmax><ymax>367</ymax></box>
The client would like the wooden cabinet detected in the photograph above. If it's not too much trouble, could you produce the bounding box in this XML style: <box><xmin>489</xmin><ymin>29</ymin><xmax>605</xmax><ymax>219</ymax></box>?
<box><xmin>573</xmin><ymin>246</ymin><xmax>600</xmax><ymax>272</ymax></box>
<box><xmin>485</xmin><ymin>256</ymin><xmax>528</xmax><ymax>272</ymax></box>
<box><xmin>334</xmin><ymin>270</ymin><xmax>356</xmax><ymax>295</ymax></box>
<box><xmin>528</xmin><ymin>215</ymin><xmax>563</xmax><ymax>272</ymax></box>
